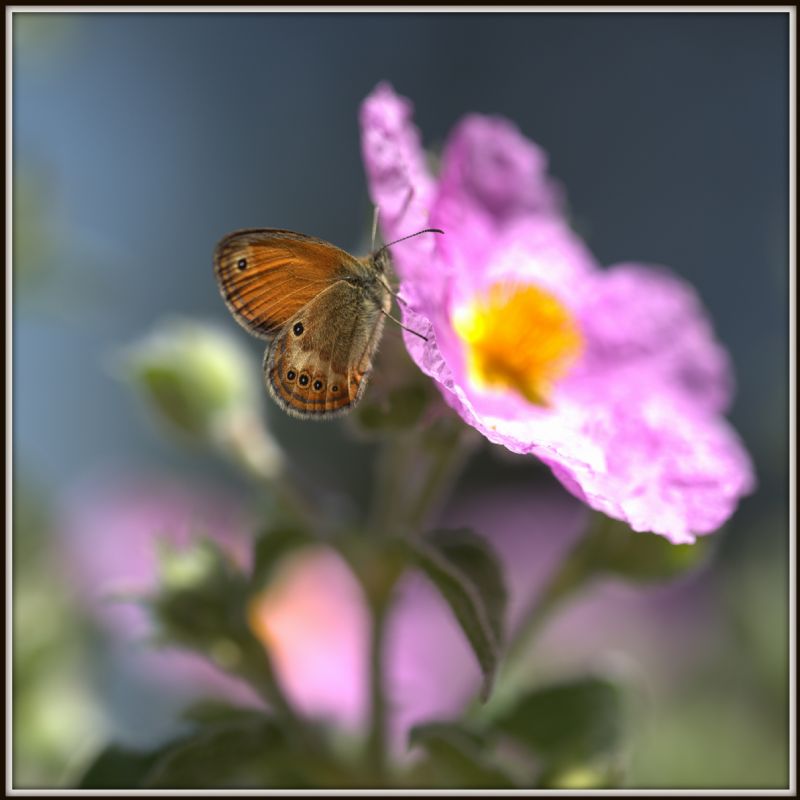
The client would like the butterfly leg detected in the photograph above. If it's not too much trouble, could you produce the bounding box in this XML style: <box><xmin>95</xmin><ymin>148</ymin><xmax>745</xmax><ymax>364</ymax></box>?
<box><xmin>379</xmin><ymin>307</ymin><xmax>428</xmax><ymax>342</ymax></box>
<box><xmin>376</xmin><ymin>275</ymin><xmax>409</xmax><ymax>307</ymax></box>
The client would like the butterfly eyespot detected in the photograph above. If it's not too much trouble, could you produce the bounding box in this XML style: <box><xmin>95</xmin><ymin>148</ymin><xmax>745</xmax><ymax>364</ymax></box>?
<box><xmin>286</xmin><ymin>370</ymin><xmax>297</xmax><ymax>381</ymax></box>
<box><xmin>298</xmin><ymin>373</ymin><xmax>310</xmax><ymax>387</ymax></box>
<box><xmin>331</xmin><ymin>385</ymin><xmax>339</xmax><ymax>393</ymax></box>
<box><xmin>237</xmin><ymin>258</ymin><xmax>247</xmax><ymax>270</ymax></box>
<box><xmin>293</xmin><ymin>322</ymin><xmax>304</xmax><ymax>336</ymax></box>
<box><xmin>313</xmin><ymin>379</ymin><xmax>324</xmax><ymax>391</ymax></box>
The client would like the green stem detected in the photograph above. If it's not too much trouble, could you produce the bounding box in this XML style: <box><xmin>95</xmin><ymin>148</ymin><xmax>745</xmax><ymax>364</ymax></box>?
<box><xmin>366</xmin><ymin>602</ymin><xmax>389</xmax><ymax>783</ymax></box>
<box><xmin>216</xmin><ymin>409</ymin><xmax>322</xmax><ymax>531</ymax></box>
<box><xmin>361</xmin><ymin>415</ymin><xmax>479</xmax><ymax>781</ymax></box>
<box><xmin>505</xmin><ymin>553</ymin><xmax>589</xmax><ymax>666</ymax></box>
<box><xmin>368</xmin><ymin>434</ymin><xmax>414</xmax><ymax>535</ymax></box>
<box><xmin>402</xmin><ymin>425</ymin><xmax>475</xmax><ymax>534</ymax></box>
<box><xmin>361</xmin><ymin>425</ymin><xmax>476</xmax><ymax>782</ymax></box>
<box><xmin>498</xmin><ymin>513</ymin><xmax>605</xmax><ymax>689</ymax></box>
<box><xmin>369</xmin><ymin>413</ymin><xmax>479</xmax><ymax>538</ymax></box>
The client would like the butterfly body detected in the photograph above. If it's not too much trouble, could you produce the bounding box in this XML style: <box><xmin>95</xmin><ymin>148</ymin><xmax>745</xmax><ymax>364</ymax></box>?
<box><xmin>214</xmin><ymin>229</ymin><xmax>391</xmax><ymax>419</ymax></box>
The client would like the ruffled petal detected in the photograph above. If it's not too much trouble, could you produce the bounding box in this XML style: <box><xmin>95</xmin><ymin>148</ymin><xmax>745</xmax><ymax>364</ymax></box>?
<box><xmin>431</xmin><ymin>115</ymin><xmax>563</xmax><ymax>273</ymax></box>
<box><xmin>436</xmin><ymin>114</ymin><xmax>562</xmax><ymax>226</ymax></box>
<box><xmin>439</xmin><ymin>386</ymin><xmax>754</xmax><ymax>543</ymax></box>
<box><xmin>359</xmin><ymin>82</ymin><xmax>439</xmax><ymax>292</ymax></box>
<box><xmin>536</xmin><ymin>393</ymin><xmax>755</xmax><ymax>542</ymax></box>
<box><xmin>576</xmin><ymin>264</ymin><xmax>735</xmax><ymax>414</ymax></box>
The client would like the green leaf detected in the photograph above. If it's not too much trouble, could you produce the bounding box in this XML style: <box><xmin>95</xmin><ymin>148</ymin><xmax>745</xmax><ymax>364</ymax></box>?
<box><xmin>81</xmin><ymin>716</ymin><xmax>305</xmax><ymax>789</ymax></box>
<box><xmin>408</xmin><ymin>722</ymin><xmax>515</xmax><ymax>788</ymax></box>
<box><xmin>409</xmin><ymin>720</ymin><xmax>486</xmax><ymax>752</ymax></box>
<box><xmin>146</xmin><ymin>538</ymin><xmax>291</xmax><ymax>714</ymax></box>
<box><xmin>143</xmin><ymin>716</ymin><xmax>295</xmax><ymax>788</ymax></box>
<box><xmin>406</xmin><ymin>528</ymin><xmax>507</xmax><ymax>701</ymax></box>
<box><xmin>181</xmin><ymin>699</ymin><xmax>270</xmax><ymax>726</ymax></box>
<box><xmin>251</xmin><ymin>524</ymin><xmax>313</xmax><ymax>591</ymax></box>
<box><xmin>491</xmin><ymin>677</ymin><xmax>623</xmax><ymax>770</ymax></box>
<box><xmin>583</xmin><ymin>515</ymin><xmax>713</xmax><ymax>583</ymax></box>
<box><xmin>78</xmin><ymin>745</ymin><xmax>163</xmax><ymax>789</ymax></box>
<box><xmin>80</xmin><ymin>713</ymin><xmax>358</xmax><ymax>790</ymax></box>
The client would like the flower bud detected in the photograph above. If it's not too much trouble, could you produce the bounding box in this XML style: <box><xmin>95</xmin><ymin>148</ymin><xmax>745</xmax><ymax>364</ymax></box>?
<box><xmin>156</xmin><ymin>538</ymin><xmax>220</xmax><ymax>592</ymax></box>
<box><xmin>122</xmin><ymin>318</ymin><xmax>258</xmax><ymax>440</ymax></box>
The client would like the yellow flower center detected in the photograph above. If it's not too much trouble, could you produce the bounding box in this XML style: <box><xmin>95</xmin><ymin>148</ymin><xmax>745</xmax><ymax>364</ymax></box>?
<box><xmin>453</xmin><ymin>282</ymin><xmax>582</xmax><ymax>406</ymax></box>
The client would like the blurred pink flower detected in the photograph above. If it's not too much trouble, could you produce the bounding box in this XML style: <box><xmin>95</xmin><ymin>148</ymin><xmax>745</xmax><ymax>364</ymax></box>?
<box><xmin>60</xmin><ymin>476</ymin><xmax>715</xmax><ymax>752</ymax></box>
<box><xmin>443</xmin><ymin>486</ymin><xmax>720</xmax><ymax>691</ymax></box>
<box><xmin>61</xmin><ymin>474</ymin><xmax>260</xmax><ymax>707</ymax></box>
<box><xmin>360</xmin><ymin>82</ymin><xmax>755</xmax><ymax>543</ymax></box>
<box><xmin>245</xmin><ymin>485</ymin><xmax>715</xmax><ymax>745</ymax></box>
<box><xmin>248</xmin><ymin>484</ymin><xmax>591</xmax><ymax>747</ymax></box>
<box><xmin>248</xmin><ymin>546</ymin><xmax>369</xmax><ymax>728</ymax></box>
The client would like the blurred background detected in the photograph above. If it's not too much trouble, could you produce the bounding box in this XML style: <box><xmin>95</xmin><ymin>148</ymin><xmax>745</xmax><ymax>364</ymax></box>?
<box><xmin>12</xmin><ymin>10</ymin><xmax>789</xmax><ymax>789</ymax></box>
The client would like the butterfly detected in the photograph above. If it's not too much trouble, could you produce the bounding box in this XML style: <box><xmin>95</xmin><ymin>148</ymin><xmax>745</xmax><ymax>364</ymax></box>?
<box><xmin>213</xmin><ymin>225</ymin><xmax>442</xmax><ymax>419</ymax></box>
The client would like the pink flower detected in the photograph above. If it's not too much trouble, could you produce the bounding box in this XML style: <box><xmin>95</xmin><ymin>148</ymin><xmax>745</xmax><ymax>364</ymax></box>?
<box><xmin>250</xmin><ymin>485</ymin><xmax>592</xmax><ymax>748</ymax></box>
<box><xmin>61</xmin><ymin>474</ymin><xmax>261</xmax><ymax>707</ymax></box>
<box><xmin>237</xmin><ymin>485</ymin><xmax>717</xmax><ymax>746</ymax></box>
<box><xmin>360</xmin><ymin>82</ymin><xmax>754</xmax><ymax>543</ymax></box>
<box><xmin>248</xmin><ymin>546</ymin><xmax>369</xmax><ymax>728</ymax></box>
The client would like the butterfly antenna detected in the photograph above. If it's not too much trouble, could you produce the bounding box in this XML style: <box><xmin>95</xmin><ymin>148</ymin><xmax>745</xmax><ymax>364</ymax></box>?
<box><xmin>380</xmin><ymin>308</ymin><xmax>428</xmax><ymax>342</ymax></box>
<box><xmin>375</xmin><ymin>227</ymin><xmax>444</xmax><ymax>259</ymax></box>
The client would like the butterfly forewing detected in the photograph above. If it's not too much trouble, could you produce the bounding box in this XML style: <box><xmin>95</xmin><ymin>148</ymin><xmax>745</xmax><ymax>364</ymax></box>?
<box><xmin>214</xmin><ymin>229</ymin><xmax>360</xmax><ymax>339</ymax></box>
<box><xmin>264</xmin><ymin>281</ymin><xmax>387</xmax><ymax>418</ymax></box>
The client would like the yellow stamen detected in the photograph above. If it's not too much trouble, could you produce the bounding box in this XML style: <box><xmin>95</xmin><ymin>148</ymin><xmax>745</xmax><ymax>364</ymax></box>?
<box><xmin>453</xmin><ymin>283</ymin><xmax>582</xmax><ymax>406</ymax></box>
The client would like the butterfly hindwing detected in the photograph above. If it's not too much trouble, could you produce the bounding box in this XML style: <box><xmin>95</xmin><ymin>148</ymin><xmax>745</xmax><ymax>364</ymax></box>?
<box><xmin>264</xmin><ymin>281</ymin><xmax>388</xmax><ymax>418</ymax></box>
<box><xmin>214</xmin><ymin>229</ymin><xmax>362</xmax><ymax>339</ymax></box>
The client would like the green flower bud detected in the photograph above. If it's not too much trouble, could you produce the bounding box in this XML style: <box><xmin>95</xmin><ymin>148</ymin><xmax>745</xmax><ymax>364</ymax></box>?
<box><xmin>156</xmin><ymin>538</ymin><xmax>220</xmax><ymax>591</ymax></box>
<box><xmin>122</xmin><ymin>319</ymin><xmax>257</xmax><ymax>440</ymax></box>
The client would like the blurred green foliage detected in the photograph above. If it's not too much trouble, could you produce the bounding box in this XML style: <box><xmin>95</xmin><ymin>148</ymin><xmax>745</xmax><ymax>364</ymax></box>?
<box><xmin>13</xmin><ymin>479</ymin><xmax>105</xmax><ymax>787</ymax></box>
<box><xmin>14</xmin><ymin>315</ymin><xmax>789</xmax><ymax>788</ymax></box>
<box><xmin>408</xmin><ymin>528</ymin><xmax>507</xmax><ymax>702</ymax></box>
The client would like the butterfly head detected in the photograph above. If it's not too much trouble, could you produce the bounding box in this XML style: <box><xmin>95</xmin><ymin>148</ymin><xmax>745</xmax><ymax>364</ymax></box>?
<box><xmin>369</xmin><ymin>246</ymin><xmax>392</xmax><ymax>275</ymax></box>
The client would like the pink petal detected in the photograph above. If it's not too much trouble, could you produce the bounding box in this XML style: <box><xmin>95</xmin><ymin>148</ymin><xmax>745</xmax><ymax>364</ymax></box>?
<box><xmin>441</xmin><ymin>387</ymin><xmax>754</xmax><ymax>543</ymax></box>
<box><xmin>576</xmin><ymin>263</ymin><xmax>735</xmax><ymax>414</ymax></box>
<box><xmin>359</xmin><ymin>82</ymin><xmax>438</xmax><ymax>295</ymax></box>
<box><xmin>430</xmin><ymin>115</ymin><xmax>563</xmax><ymax>276</ymax></box>
<box><xmin>436</xmin><ymin>113</ymin><xmax>562</xmax><ymax>227</ymax></box>
<box><xmin>537</xmin><ymin>393</ymin><xmax>755</xmax><ymax>542</ymax></box>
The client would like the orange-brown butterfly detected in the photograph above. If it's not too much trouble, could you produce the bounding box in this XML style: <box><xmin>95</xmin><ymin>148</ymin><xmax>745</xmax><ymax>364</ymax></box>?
<box><xmin>213</xmin><ymin>224</ymin><xmax>443</xmax><ymax>419</ymax></box>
